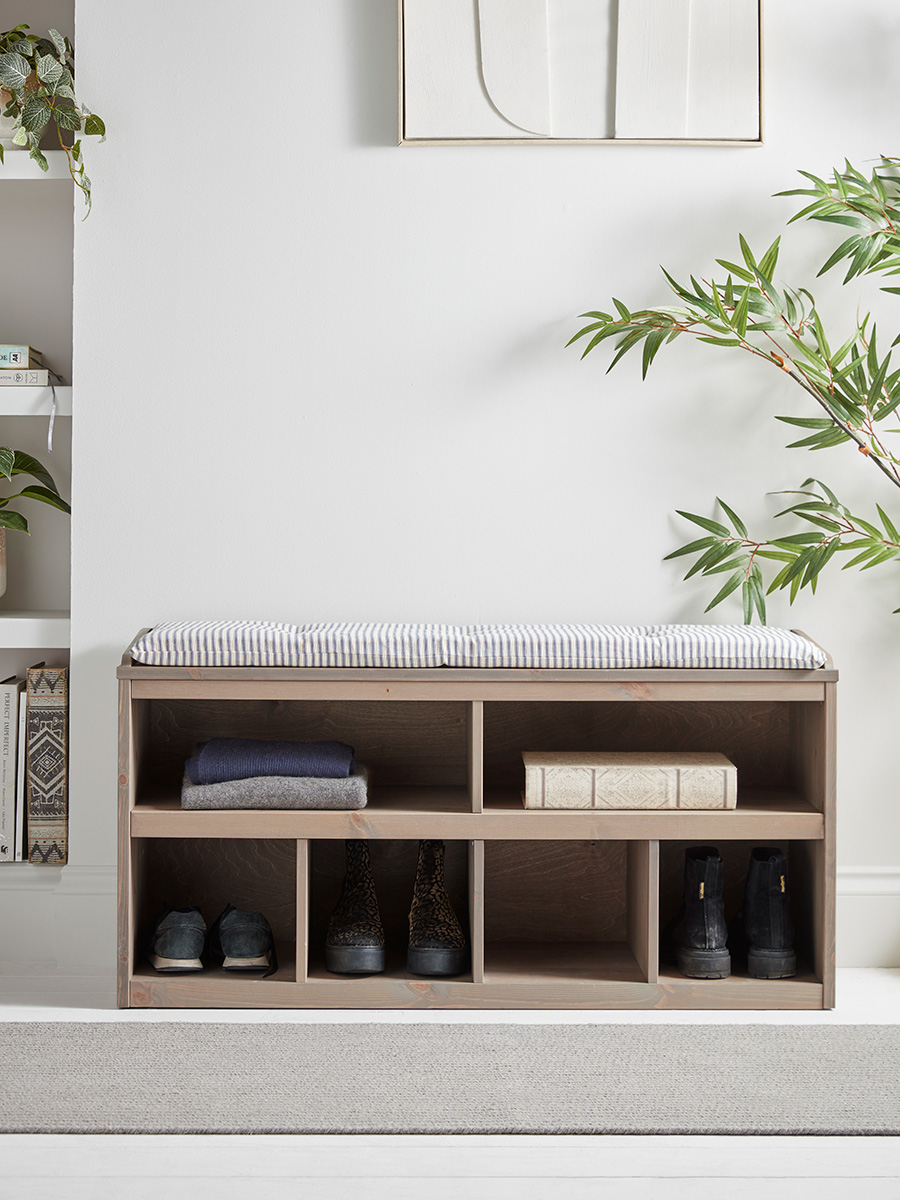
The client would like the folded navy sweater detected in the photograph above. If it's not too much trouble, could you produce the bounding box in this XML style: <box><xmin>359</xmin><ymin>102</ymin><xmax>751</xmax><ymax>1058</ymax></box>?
<box><xmin>186</xmin><ymin>738</ymin><xmax>355</xmax><ymax>785</ymax></box>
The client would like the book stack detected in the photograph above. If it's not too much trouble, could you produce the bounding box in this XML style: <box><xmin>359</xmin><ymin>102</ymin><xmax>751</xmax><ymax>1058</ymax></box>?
<box><xmin>0</xmin><ymin>664</ymin><xmax>69</xmax><ymax>864</ymax></box>
<box><xmin>0</xmin><ymin>345</ymin><xmax>59</xmax><ymax>387</ymax></box>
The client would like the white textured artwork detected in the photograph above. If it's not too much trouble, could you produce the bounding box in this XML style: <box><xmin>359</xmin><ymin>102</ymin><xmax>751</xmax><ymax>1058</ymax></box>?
<box><xmin>400</xmin><ymin>0</ymin><xmax>761</xmax><ymax>144</ymax></box>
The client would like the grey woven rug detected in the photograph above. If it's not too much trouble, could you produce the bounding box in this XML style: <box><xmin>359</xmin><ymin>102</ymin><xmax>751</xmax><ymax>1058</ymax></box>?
<box><xmin>2</xmin><ymin>1023</ymin><xmax>898</xmax><ymax>1135</ymax></box>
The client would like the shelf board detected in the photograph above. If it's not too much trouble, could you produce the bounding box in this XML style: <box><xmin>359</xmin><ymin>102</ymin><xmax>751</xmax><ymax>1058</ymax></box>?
<box><xmin>126</xmin><ymin>957</ymin><xmax>825</xmax><ymax>1009</ymax></box>
<box><xmin>0</xmin><ymin>386</ymin><xmax>71</xmax><ymax>417</ymax></box>
<box><xmin>131</xmin><ymin>785</ymin><xmax>824</xmax><ymax>840</ymax></box>
<box><xmin>132</xmin><ymin>943</ymin><xmax>296</xmax><ymax>989</ymax></box>
<box><xmin>484</xmin><ymin>940</ymin><xmax>643</xmax><ymax>985</ymax></box>
<box><xmin>0</xmin><ymin>150</ymin><xmax>71</xmax><ymax>180</ymax></box>
<box><xmin>0</xmin><ymin>611</ymin><xmax>70</xmax><ymax>649</ymax></box>
<box><xmin>656</xmin><ymin>965</ymin><xmax>823</xmax><ymax>1009</ymax></box>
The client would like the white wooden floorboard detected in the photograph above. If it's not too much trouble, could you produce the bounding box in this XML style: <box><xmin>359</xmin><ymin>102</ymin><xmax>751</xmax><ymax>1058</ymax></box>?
<box><xmin>7</xmin><ymin>1176</ymin><xmax>900</xmax><ymax>1200</ymax></box>
<box><xmin>4</xmin><ymin>1135</ymin><xmax>900</xmax><ymax>1180</ymax></box>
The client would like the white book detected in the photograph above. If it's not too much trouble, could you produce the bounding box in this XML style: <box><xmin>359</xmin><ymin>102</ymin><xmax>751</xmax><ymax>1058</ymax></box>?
<box><xmin>0</xmin><ymin>675</ymin><xmax>25</xmax><ymax>861</ymax></box>
<box><xmin>0</xmin><ymin>369</ymin><xmax>50</xmax><ymax>386</ymax></box>
<box><xmin>13</xmin><ymin>688</ymin><xmax>27</xmax><ymax>861</ymax></box>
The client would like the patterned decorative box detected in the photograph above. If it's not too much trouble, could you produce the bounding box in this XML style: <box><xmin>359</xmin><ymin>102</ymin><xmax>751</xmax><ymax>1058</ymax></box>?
<box><xmin>521</xmin><ymin>751</ymin><xmax>737</xmax><ymax>810</ymax></box>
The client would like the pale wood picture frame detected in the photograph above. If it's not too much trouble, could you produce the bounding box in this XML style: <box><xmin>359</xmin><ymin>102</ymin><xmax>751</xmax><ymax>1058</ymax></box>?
<box><xmin>398</xmin><ymin>0</ymin><xmax>765</xmax><ymax>147</ymax></box>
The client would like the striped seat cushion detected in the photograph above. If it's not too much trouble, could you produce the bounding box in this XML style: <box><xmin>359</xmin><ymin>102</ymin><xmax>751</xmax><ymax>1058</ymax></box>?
<box><xmin>130</xmin><ymin>621</ymin><xmax>827</xmax><ymax>670</ymax></box>
<box><xmin>301</xmin><ymin>623</ymin><xmax>452</xmax><ymax>668</ymax></box>
<box><xmin>129</xmin><ymin>620</ymin><xmax>306</xmax><ymax>667</ymax></box>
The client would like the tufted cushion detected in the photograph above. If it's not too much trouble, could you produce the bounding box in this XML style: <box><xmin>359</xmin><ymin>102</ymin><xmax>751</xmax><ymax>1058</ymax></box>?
<box><xmin>130</xmin><ymin>621</ymin><xmax>827</xmax><ymax>671</ymax></box>
<box><xmin>301</xmin><ymin>622</ymin><xmax>451</xmax><ymax>668</ymax></box>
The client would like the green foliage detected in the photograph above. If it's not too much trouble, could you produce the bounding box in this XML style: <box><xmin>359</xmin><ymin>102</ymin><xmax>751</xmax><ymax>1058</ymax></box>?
<box><xmin>570</xmin><ymin>157</ymin><xmax>900</xmax><ymax>621</ymax></box>
<box><xmin>0</xmin><ymin>23</ymin><xmax>105</xmax><ymax>214</ymax></box>
<box><xmin>0</xmin><ymin>447</ymin><xmax>70</xmax><ymax>535</ymax></box>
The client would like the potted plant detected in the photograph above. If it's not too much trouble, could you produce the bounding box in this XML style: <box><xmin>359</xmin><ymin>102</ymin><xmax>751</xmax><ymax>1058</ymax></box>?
<box><xmin>0</xmin><ymin>23</ymin><xmax>105</xmax><ymax>213</ymax></box>
<box><xmin>570</xmin><ymin>157</ymin><xmax>900</xmax><ymax>622</ymax></box>
<box><xmin>0</xmin><ymin>447</ymin><xmax>70</xmax><ymax>597</ymax></box>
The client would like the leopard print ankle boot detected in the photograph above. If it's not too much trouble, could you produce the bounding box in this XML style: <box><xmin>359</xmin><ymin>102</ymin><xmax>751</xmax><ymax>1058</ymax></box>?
<box><xmin>408</xmin><ymin>839</ymin><xmax>468</xmax><ymax>977</ymax></box>
<box><xmin>325</xmin><ymin>839</ymin><xmax>386</xmax><ymax>974</ymax></box>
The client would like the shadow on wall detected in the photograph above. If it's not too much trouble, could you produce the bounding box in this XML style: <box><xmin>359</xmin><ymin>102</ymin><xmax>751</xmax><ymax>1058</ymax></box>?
<box><xmin>344</xmin><ymin>0</ymin><xmax>400</xmax><ymax>146</ymax></box>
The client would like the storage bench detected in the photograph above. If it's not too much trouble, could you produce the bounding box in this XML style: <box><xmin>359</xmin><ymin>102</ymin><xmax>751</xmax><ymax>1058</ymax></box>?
<box><xmin>117</xmin><ymin>622</ymin><xmax>836</xmax><ymax>1009</ymax></box>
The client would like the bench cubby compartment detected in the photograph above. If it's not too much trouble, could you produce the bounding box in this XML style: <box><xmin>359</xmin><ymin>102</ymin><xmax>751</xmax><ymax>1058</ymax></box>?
<box><xmin>483</xmin><ymin>840</ymin><xmax>655</xmax><ymax>986</ymax></box>
<box><xmin>305</xmin><ymin>837</ymin><xmax>473</xmax><ymax>982</ymax></box>
<box><xmin>657</xmin><ymin>837</ymin><xmax>826</xmax><ymax>990</ymax></box>
<box><xmin>129</xmin><ymin>837</ymin><xmax>298</xmax><ymax>993</ymax></box>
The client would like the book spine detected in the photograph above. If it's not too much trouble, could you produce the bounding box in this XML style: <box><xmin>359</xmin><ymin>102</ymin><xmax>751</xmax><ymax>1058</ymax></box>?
<box><xmin>14</xmin><ymin>689</ymin><xmax>27</xmax><ymax>861</ymax></box>
<box><xmin>0</xmin><ymin>681</ymin><xmax>17</xmax><ymax>861</ymax></box>
<box><xmin>0</xmin><ymin>369</ymin><xmax>49</xmax><ymax>386</ymax></box>
<box><xmin>0</xmin><ymin>346</ymin><xmax>42</xmax><ymax>368</ymax></box>
<box><xmin>26</xmin><ymin>665</ymin><xmax>68</xmax><ymax>865</ymax></box>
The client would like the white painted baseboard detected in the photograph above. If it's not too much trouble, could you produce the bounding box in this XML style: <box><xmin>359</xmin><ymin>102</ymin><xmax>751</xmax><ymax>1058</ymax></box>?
<box><xmin>1</xmin><ymin>865</ymin><xmax>899</xmax><ymax>972</ymax></box>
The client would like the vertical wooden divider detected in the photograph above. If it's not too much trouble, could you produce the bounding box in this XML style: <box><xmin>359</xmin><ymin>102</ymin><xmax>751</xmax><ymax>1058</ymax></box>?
<box><xmin>468</xmin><ymin>699</ymin><xmax>484</xmax><ymax>812</ymax></box>
<box><xmin>117</xmin><ymin>678</ymin><xmax>134</xmax><ymax>1008</ymax></box>
<box><xmin>626</xmin><ymin>840</ymin><xmax>659</xmax><ymax>984</ymax></box>
<box><xmin>469</xmin><ymin>839</ymin><xmax>485</xmax><ymax>984</ymax></box>
<box><xmin>296</xmin><ymin>839</ymin><xmax>311</xmax><ymax>983</ymax></box>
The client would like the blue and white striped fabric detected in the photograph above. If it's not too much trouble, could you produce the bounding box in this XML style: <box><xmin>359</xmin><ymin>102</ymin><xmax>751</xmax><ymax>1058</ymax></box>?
<box><xmin>642</xmin><ymin>625</ymin><xmax>826</xmax><ymax>670</ymax></box>
<box><xmin>130</xmin><ymin>620</ymin><xmax>306</xmax><ymax>667</ymax></box>
<box><xmin>453</xmin><ymin>624</ymin><xmax>655</xmax><ymax>669</ymax></box>
<box><xmin>301</xmin><ymin>622</ymin><xmax>452</xmax><ymax>668</ymax></box>
<box><xmin>130</xmin><ymin>621</ymin><xmax>828</xmax><ymax>670</ymax></box>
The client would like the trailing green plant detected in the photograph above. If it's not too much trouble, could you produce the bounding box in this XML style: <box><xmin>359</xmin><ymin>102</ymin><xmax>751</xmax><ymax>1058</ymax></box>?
<box><xmin>569</xmin><ymin>157</ymin><xmax>900</xmax><ymax>623</ymax></box>
<box><xmin>0</xmin><ymin>448</ymin><xmax>70</xmax><ymax>533</ymax></box>
<box><xmin>0</xmin><ymin>24</ymin><xmax>105</xmax><ymax>213</ymax></box>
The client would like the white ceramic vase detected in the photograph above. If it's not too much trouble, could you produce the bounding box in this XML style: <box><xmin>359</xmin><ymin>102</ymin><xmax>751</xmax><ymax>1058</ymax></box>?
<box><xmin>0</xmin><ymin>529</ymin><xmax>7</xmax><ymax>599</ymax></box>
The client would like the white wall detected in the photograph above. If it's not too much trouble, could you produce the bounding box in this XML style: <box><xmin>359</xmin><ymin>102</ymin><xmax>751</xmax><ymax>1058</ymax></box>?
<box><xmin>56</xmin><ymin>0</ymin><xmax>900</xmax><ymax>967</ymax></box>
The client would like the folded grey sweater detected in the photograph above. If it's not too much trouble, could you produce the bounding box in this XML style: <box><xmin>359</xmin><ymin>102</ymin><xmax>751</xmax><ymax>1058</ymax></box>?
<box><xmin>181</xmin><ymin>764</ymin><xmax>368</xmax><ymax>810</ymax></box>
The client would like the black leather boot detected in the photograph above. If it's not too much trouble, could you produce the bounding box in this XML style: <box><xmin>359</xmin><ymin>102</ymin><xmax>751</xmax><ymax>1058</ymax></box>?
<box><xmin>661</xmin><ymin>846</ymin><xmax>730</xmax><ymax>979</ymax></box>
<box><xmin>408</xmin><ymin>839</ymin><xmax>467</xmax><ymax>977</ymax></box>
<box><xmin>730</xmin><ymin>847</ymin><xmax>796</xmax><ymax>979</ymax></box>
<box><xmin>325</xmin><ymin>839</ymin><xmax>386</xmax><ymax>974</ymax></box>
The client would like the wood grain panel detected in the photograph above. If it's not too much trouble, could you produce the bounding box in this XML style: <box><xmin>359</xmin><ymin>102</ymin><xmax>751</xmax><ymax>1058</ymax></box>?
<box><xmin>484</xmin><ymin>840</ymin><xmax>627</xmax><ymax>943</ymax></box>
<box><xmin>145</xmin><ymin>699</ymin><xmax>468</xmax><ymax>790</ymax></box>
<box><xmin>468</xmin><ymin>700</ymin><xmax>483</xmax><ymax>812</ymax></box>
<box><xmin>297</xmin><ymin>839</ymin><xmax>310</xmax><ymax>983</ymax></box>
<box><xmin>128</xmin><ymin>972</ymin><xmax>822</xmax><ymax>1010</ymax></box>
<box><xmin>484</xmin><ymin>700</ymin><xmax>792</xmax><ymax>791</ymax></box>
<box><xmin>469</xmin><ymin>840</ymin><xmax>484</xmax><ymax>984</ymax></box>
<box><xmin>627</xmin><ymin>840</ymin><xmax>658</xmax><ymax>983</ymax></box>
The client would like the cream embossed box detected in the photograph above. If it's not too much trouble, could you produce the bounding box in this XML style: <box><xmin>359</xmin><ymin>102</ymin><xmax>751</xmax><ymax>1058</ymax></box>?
<box><xmin>521</xmin><ymin>752</ymin><xmax>737</xmax><ymax>810</ymax></box>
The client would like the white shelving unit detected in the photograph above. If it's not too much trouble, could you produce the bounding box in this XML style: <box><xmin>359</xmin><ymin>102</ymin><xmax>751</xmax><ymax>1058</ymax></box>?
<box><xmin>0</xmin><ymin>386</ymin><xmax>72</xmax><ymax>418</ymax></box>
<box><xmin>0</xmin><ymin>612</ymin><xmax>70</xmax><ymax>649</ymax></box>
<box><xmin>0</xmin><ymin>23</ymin><xmax>75</xmax><ymax>888</ymax></box>
<box><xmin>0</xmin><ymin>150</ymin><xmax>71</xmax><ymax>181</ymax></box>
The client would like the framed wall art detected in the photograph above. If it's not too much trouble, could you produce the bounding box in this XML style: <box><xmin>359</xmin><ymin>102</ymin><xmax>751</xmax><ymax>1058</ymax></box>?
<box><xmin>398</xmin><ymin>0</ymin><xmax>764</xmax><ymax>146</ymax></box>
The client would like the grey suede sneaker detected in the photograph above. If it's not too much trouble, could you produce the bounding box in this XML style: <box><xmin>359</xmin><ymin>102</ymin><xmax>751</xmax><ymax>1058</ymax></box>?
<box><xmin>209</xmin><ymin>904</ymin><xmax>276</xmax><ymax>975</ymax></box>
<box><xmin>148</xmin><ymin>905</ymin><xmax>207</xmax><ymax>972</ymax></box>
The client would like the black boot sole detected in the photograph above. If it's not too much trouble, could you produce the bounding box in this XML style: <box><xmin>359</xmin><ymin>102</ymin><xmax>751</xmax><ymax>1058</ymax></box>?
<box><xmin>325</xmin><ymin>944</ymin><xmax>386</xmax><ymax>974</ymax></box>
<box><xmin>408</xmin><ymin>946</ymin><xmax>467</xmax><ymax>977</ymax></box>
<box><xmin>676</xmin><ymin>947</ymin><xmax>731</xmax><ymax>979</ymax></box>
<box><xmin>748</xmin><ymin>947</ymin><xmax>796</xmax><ymax>979</ymax></box>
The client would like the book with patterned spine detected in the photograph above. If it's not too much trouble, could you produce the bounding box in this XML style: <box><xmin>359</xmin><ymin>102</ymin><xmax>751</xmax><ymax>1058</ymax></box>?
<box><xmin>14</xmin><ymin>687</ymin><xmax>27</xmax><ymax>861</ymax></box>
<box><xmin>26</xmin><ymin>664</ymin><xmax>68</xmax><ymax>865</ymax></box>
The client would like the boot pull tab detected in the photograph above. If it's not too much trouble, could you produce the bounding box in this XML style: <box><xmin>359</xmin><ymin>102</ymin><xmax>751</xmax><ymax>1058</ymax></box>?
<box><xmin>699</xmin><ymin>882</ymin><xmax>705</xmax><ymax>900</ymax></box>
<box><xmin>780</xmin><ymin>875</ymin><xmax>785</xmax><ymax>893</ymax></box>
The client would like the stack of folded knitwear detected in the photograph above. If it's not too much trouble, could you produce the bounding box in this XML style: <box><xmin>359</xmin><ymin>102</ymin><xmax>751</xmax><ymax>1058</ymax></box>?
<box><xmin>181</xmin><ymin>738</ymin><xmax>367</xmax><ymax>810</ymax></box>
